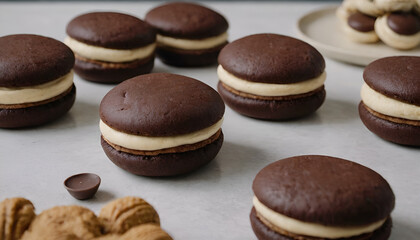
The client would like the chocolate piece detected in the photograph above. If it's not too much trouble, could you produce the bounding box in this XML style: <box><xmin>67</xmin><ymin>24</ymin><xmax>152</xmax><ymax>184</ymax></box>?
<box><xmin>218</xmin><ymin>34</ymin><xmax>325</xmax><ymax>84</ymax></box>
<box><xmin>0</xmin><ymin>85</ymin><xmax>76</xmax><ymax>129</ymax></box>
<box><xmin>74</xmin><ymin>55</ymin><xmax>154</xmax><ymax>84</ymax></box>
<box><xmin>100</xmin><ymin>73</ymin><xmax>225</xmax><ymax>136</ymax></box>
<box><xmin>64</xmin><ymin>173</ymin><xmax>101</xmax><ymax>200</ymax></box>
<box><xmin>156</xmin><ymin>43</ymin><xmax>226</xmax><ymax>67</ymax></box>
<box><xmin>387</xmin><ymin>12</ymin><xmax>420</xmax><ymax>35</ymax></box>
<box><xmin>250</xmin><ymin>208</ymin><xmax>393</xmax><ymax>240</ymax></box>
<box><xmin>348</xmin><ymin>12</ymin><xmax>376</xmax><ymax>32</ymax></box>
<box><xmin>252</xmin><ymin>155</ymin><xmax>395</xmax><ymax>226</ymax></box>
<box><xmin>218</xmin><ymin>82</ymin><xmax>325</xmax><ymax>120</ymax></box>
<box><xmin>359</xmin><ymin>102</ymin><xmax>420</xmax><ymax>146</ymax></box>
<box><xmin>0</xmin><ymin>34</ymin><xmax>74</xmax><ymax>87</ymax></box>
<box><xmin>101</xmin><ymin>132</ymin><xmax>223</xmax><ymax>176</ymax></box>
<box><xmin>66</xmin><ymin>12</ymin><xmax>156</xmax><ymax>49</ymax></box>
<box><xmin>145</xmin><ymin>2</ymin><xmax>228</xmax><ymax>39</ymax></box>
<box><xmin>363</xmin><ymin>56</ymin><xmax>420</xmax><ymax>106</ymax></box>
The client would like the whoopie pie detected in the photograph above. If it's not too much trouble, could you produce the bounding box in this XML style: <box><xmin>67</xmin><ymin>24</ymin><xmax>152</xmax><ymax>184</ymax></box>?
<box><xmin>65</xmin><ymin>12</ymin><xmax>156</xmax><ymax>83</ymax></box>
<box><xmin>100</xmin><ymin>73</ymin><xmax>225</xmax><ymax>176</ymax></box>
<box><xmin>217</xmin><ymin>34</ymin><xmax>326</xmax><ymax>120</ymax></box>
<box><xmin>251</xmin><ymin>155</ymin><xmax>395</xmax><ymax>240</ymax></box>
<box><xmin>145</xmin><ymin>2</ymin><xmax>229</xmax><ymax>67</ymax></box>
<box><xmin>0</xmin><ymin>34</ymin><xmax>76</xmax><ymax>128</ymax></box>
<box><xmin>359</xmin><ymin>56</ymin><xmax>420</xmax><ymax>146</ymax></box>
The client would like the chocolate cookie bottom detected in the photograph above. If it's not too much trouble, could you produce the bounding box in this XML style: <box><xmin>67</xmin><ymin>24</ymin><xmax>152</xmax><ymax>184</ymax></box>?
<box><xmin>156</xmin><ymin>42</ymin><xmax>227</xmax><ymax>67</ymax></box>
<box><xmin>0</xmin><ymin>85</ymin><xmax>76</xmax><ymax>128</ymax></box>
<box><xmin>101</xmin><ymin>131</ymin><xmax>223</xmax><ymax>176</ymax></box>
<box><xmin>217</xmin><ymin>81</ymin><xmax>325</xmax><ymax>120</ymax></box>
<box><xmin>74</xmin><ymin>55</ymin><xmax>155</xmax><ymax>84</ymax></box>
<box><xmin>250</xmin><ymin>208</ymin><xmax>392</xmax><ymax>240</ymax></box>
<box><xmin>359</xmin><ymin>102</ymin><xmax>420</xmax><ymax>146</ymax></box>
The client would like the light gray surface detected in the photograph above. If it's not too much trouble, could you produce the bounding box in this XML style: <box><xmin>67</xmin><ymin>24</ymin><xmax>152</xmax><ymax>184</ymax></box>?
<box><xmin>0</xmin><ymin>2</ymin><xmax>419</xmax><ymax>239</ymax></box>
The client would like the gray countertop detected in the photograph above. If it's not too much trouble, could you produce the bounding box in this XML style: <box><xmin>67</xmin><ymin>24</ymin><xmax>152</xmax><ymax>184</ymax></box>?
<box><xmin>0</xmin><ymin>2</ymin><xmax>419</xmax><ymax>239</ymax></box>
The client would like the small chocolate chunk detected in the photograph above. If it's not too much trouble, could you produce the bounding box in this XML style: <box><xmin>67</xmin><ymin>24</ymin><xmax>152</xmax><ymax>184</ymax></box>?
<box><xmin>64</xmin><ymin>173</ymin><xmax>101</xmax><ymax>200</ymax></box>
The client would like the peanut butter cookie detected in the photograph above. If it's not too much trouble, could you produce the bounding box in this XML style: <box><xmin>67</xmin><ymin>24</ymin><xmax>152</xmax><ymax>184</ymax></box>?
<box><xmin>0</xmin><ymin>198</ymin><xmax>36</xmax><ymax>240</ymax></box>
<box><xmin>21</xmin><ymin>205</ymin><xmax>101</xmax><ymax>240</ymax></box>
<box><xmin>120</xmin><ymin>224</ymin><xmax>172</xmax><ymax>240</ymax></box>
<box><xmin>99</xmin><ymin>196</ymin><xmax>160</xmax><ymax>234</ymax></box>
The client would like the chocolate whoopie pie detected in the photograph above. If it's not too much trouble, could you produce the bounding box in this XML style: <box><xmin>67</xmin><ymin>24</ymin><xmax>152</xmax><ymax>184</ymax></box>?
<box><xmin>65</xmin><ymin>12</ymin><xmax>156</xmax><ymax>83</ymax></box>
<box><xmin>359</xmin><ymin>56</ymin><xmax>420</xmax><ymax>146</ymax></box>
<box><xmin>0</xmin><ymin>34</ymin><xmax>76</xmax><ymax>128</ymax></box>
<box><xmin>217</xmin><ymin>34</ymin><xmax>326</xmax><ymax>120</ymax></box>
<box><xmin>251</xmin><ymin>155</ymin><xmax>395</xmax><ymax>240</ymax></box>
<box><xmin>145</xmin><ymin>2</ymin><xmax>229</xmax><ymax>67</ymax></box>
<box><xmin>99</xmin><ymin>73</ymin><xmax>225</xmax><ymax>176</ymax></box>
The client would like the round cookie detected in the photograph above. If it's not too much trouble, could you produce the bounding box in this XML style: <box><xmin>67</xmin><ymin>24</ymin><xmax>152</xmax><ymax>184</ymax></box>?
<box><xmin>355</xmin><ymin>0</ymin><xmax>384</xmax><ymax>17</ymax></box>
<box><xmin>145</xmin><ymin>2</ymin><xmax>228</xmax><ymax>67</ymax></box>
<box><xmin>0</xmin><ymin>198</ymin><xmax>36</xmax><ymax>240</ymax></box>
<box><xmin>65</xmin><ymin>12</ymin><xmax>156</xmax><ymax>83</ymax></box>
<box><xmin>251</xmin><ymin>155</ymin><xmax>395</xmax><ymax>240</ymax></box>
<box><xmin>99</xmin><ymin>196</ymin><xmax>160</xmax><ymax>234</ymax></box>
<box><xmin>0</xmin><ymin>34</ymin><xmax>76</xmax><ymax>128</ymax></box>
<box><xmin>359</xmin><ymin>56</ymin><xmax>420</xmax><ymax>146</ymax></box>
<box><xmin>21</xmin><ymin>205</ymin><xmax>102</xmax><ymax>240</ymax></box>
<box><xmin>336</xmin><ymin>0</ymin><xmax>359</xmax><ymax>24</ymax></box>
<box><xmin>119</xmin><ymin>224</ymin><xmax>173</xmax><ymax>240</ymax></box>
<box><xmin>99</xmin><ymin>73</ymin><xmax>225</xmax><ymax>176</ymax></box>
<box><xmin>375</xmin><ymin>0</ymin><xmax>416</xmax><ymax>12</ymax></box>
<box><xmin>343</xmin><ymin>12</ymin><xmax>379</xmax><ymax>43</ymax></box>
<box><xmin>217</xmin><ymin>34</ymin><xmax>326</xmax><ymax>120</ymax></box>
<box><xmin>375</xmin><ymin>12</ymin><xmax>420</xmax><ymax>50</ymax></box>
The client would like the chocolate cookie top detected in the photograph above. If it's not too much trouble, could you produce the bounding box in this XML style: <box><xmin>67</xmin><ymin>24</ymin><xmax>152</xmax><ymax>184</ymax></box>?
<box><xmin>100</xmin><ymin>73</ymin><xmax>225</xmax><ymax>137</ymax></box>
<box><xmin>145</xmin><ymin>2</ymin><xmax>228</xmax><ymax>39</ymax></box>
<box><xmin>253</xmin><ymin>155</ymin><xmax>395</xmax><ymax>226</ymax></box>
<box><xmin>364</xmin><ymin>56</ymin><xmax>420</xmax><ymax>106</ymax></box>
<box><xmin>218</xmin><ymin>34</ymin><xmax>325</xmax><ymax>84</ymax></box>
<box><xmin>66</xmin><ymin>12</ymin><xmax>156</xmax><ymax>49</ymax></box>
<box><xmin>0</xmin><ymin>34</ymin><xmax>74</xmax><ymax>88</ymax></box>
<box><xmin>387</xmin><ymin>12</ymin><xmax>420</xmax><ymax>35</ymax></box>
<box><xmin>348</xmin><ymin>12</ymin><xmax>376</xmax><ymax>32</ymax></box>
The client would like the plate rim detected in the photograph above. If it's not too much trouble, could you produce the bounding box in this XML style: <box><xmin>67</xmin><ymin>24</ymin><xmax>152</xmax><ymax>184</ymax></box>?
<box><xmin>295</xmin><ymin>6</ymin><xmax>420</xmax><ymax>66</ymax></box>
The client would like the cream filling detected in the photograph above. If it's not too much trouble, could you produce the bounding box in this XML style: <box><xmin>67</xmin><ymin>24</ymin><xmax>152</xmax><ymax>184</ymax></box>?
<box><xmin>343</xmin><ymin>22</ymin><xmax>379</xmax><ymax>43</ymax></box>
<box><xmin>64</xmin><ymin>37</ymin><xmax>156</xmax><ymax>62</ymax></box>
<box><xmin>375</xmin><ymin>15</ymin><xmax>420</xmax><ymax>50</ymax></box>
<box><xmin>217</xmin><ymin>65</ymin><xmax>326</xmax><ymax>97</ymax></box>
<box><xmin>100</xmin><ymin>118</ymin><xmax>223</xmax><ymax>151</ymax></box>
<box><xmin>253</xmin><ymin>196</ymin><xmax>386</xmax><ymax>239</ymax></box>
<box><xmin>157</xmin><ymin>32</ymin><xmax>228</xmax><ymax>50</ymax></box>
<box><xmin>361</xmin><ymin>83</ymin><xmax>420</xmax><ymax>120</ymax></box>
<box><xmin>0</xmin><ymin>71</ymin><xmax>74</xmax><ymax>105</ymax></box>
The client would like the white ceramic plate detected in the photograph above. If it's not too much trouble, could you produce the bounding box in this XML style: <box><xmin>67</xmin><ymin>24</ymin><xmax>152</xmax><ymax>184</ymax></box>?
<box><xmin>296</xmin><ymin>6</ymin><xmax>420</xmax><ymax>66</ymax></box>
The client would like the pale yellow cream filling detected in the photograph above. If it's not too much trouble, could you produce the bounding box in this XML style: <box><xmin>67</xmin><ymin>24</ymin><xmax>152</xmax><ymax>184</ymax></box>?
<box><xmin>0</xmin><ymin>71</ymin><xmax>74</xmax><ymax>105</ymax></box>
<box><xmin>100</xmin><ymin>118</ymin><xmax>223</xmax><ymax>151</ymax></box>
<box><xmin>157</xmin><ymin>32</ymin><xmax>228</xmax><ymax>50</ymax></box>
<box><xmin>217</xmin><ymin>65</ymin><xmax>326</xmax><ymax>96</ymax></box>
<box><xmin>253</xmin><ymin>196</ymin><xmax>386</xmax><ymax>239</ymax></box>
<box><xmin>361</xmin><ymin>83</ymin><xmax>420</xmax><ymax>120</ymax></box>
<box><xmin>64</xmin><ymin>37</ymin><xmax>156</xmax><ymax>62</ymax></box>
